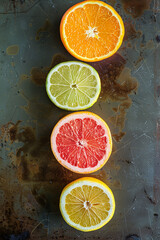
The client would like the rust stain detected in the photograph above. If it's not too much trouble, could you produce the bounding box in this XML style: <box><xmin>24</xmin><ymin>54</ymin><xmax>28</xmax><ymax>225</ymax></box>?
<box><xmin>90</xmin><ymin>56</ymin><xmax>138</xmax><ymax>142</ymax></box>
<box><xmin>113</xmin><ymin>67</ymin><xmax>137</xmax><ymax>100</ymax></box>
<box><xmin>9</xmin><ymin>120</ymin><xmax>22</xmax><ymax>142</ymax></box>
<box><xmin>124</xmin><ymin>22</ymin><xmax>142</xmax><ymax>41</ymax></box>
<box><xmin>0</xmin><ymin>200</ymin><xmax>47</xmax><ymax>239</ymax></box>
<box><xmin>1</xmin><ymin>0</ymin><xmax>40</xmax><ymax>14</ymax></box>
<box><xmin>21</xmin><ymin>98</ymin><xmax>55</xmax><ymax>120</ymax></box>
<box><xmin>92</xmin><ymin>170</ymin><xmax>121</xmax><ymax>189</ymax></box>
<box><xmin>120</xmin><ymin>0</ymin><xmax>152</xmax><ymax>18</ymax></box>
<box><xmin>49</xmin><ymin>53</ymin><xmax>69</xmax><ymax>69</ymax></box>
<box><xmin>35</xmin><ymin>19</ymin><xmax>52</xmax><ymax>41</ymax></box>
<box><xmin>112</xmin><ymin>180</ymin><xmax>122</xmax><ymax>189</ymax></box>
<box><xmin>110</xmin><ymin>99</ymin><xmax>132</xmax><ymax>129</ymax></box>
<box><xmin>127</xmin><ymin>42</ymin><xmax>132</xmax><ymax>48</ymax></box>
<box><xmin>108</xmin><ymin>160</ymin><xmax>120</xmax><ymax>172</ymax></box>
<box><xmin>9</xmin><ymin>123</ymin><xmax>35</xmax><ymax>144</ymax></box>
<box><xmin>135</xmin><ymin>54</ymin><xmax>144</xmax><ymax>66</ymax></box>
<box><xmin>0</xmin><ymin>122</ymin><xmax>59</xmax><ymax>231</ymax></box>
<box><xmin>141</xmin><ymin>39</ymin><xmax>155</xmax><ymax>49</ymax></box>
<box><xmin>31</xmin><ymin>53</ymin><xmax>69</xmax><ymax>86</ymax></box>
<box><xmin>0</xmin><ymin>168</ymin><xmax>47</xmax><ymax>239</ymax></box>
<box><xmin>31</xmin><ymin>67</ymin><xmax>48</xmax><ymax>86</ymax></box>
<box><xmin>6</xmin><ymin>45</ymin><xmax>19</xmax><ymax>55</ymax></box>
<box><xmin>134</xmin><ymin>40</ymin><xmax>154</xmax><ymax>67</ymax></box>
<box><xmin>20</xmin><ymin>74</ymin><xmax>30</xmax><ymax>81</ymax></box>
<box><xmin>90</xmin><ymin>55</ymin><xmax>138</xmax><ymax>102</ymax></box>
<box><xmin>90</xmin><ymin>54</ymin><xmax>126</xmax><ymax>101</ymax></box>
<box><xmin>112</xmin><ymin>131</ymin><xmax>126</xmax><ymax>142</ymax></box>
<box><xmin>91</xmin><ymin>169</ymin><xmax>110</xmax><ymax>183</ymax></box>
<box><xmin>0</xmin><ymin>122</ymin><xmax>13</xmax><ymax>142</ymax></box>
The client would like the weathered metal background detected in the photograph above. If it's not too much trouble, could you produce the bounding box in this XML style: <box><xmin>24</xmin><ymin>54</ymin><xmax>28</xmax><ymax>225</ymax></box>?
<box><xmin>0</xmin><ymin>0</ymin><xmax>160</xmax><ymax>239</ymax></box>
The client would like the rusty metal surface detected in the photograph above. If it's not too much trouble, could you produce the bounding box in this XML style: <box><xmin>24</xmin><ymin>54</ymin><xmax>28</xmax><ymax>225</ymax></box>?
<box><xmin>0</xmin><ymin>0</ymin><xmax>160</xmax><ymax>239</ymax></box>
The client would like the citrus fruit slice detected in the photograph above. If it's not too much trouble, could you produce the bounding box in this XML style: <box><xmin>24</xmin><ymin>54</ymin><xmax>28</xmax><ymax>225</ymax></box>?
<box><xmin>51</xmin><ymin>112</ymin><xmax>112</xmax><ymax>173</ymax></box>
<box><xmin>60</xmin><ymin>1</ymin><xmax>125</xmax><ymax>62</ymax></box>
<box><xmin>60</xmin><ymin>177</ymin><xmax>115</xmax><ymax>232</ymax></box>
<box><xmin>46</xmin><ymin>61</ymin><xmax>101</xmax><ymax>111</ymax></box>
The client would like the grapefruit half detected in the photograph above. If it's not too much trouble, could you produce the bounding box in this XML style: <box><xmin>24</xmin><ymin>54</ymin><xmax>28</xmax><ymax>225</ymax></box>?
<box><xmin>51</xmin><ymin>112</ymin><xmax>112</xmax><ymax>174</ymax></box>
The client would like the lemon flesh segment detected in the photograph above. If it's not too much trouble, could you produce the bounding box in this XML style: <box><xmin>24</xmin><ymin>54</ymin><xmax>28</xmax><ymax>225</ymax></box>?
<box><xmin>60</xmin><ymin>177</ymin><xmax>115</xmax><ymax>232</ymax></box>
<box><xmin>46</xmin><ymin>61</ymin><xmax>101</xmax><ymax>111</ymax></box>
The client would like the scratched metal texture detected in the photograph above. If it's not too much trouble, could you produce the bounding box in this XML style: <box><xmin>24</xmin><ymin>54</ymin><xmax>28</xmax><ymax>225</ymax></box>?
<box><xmin>0</xmin><ymin>0</ymin><xmax>160</xmax><ymax>239</ymax></box>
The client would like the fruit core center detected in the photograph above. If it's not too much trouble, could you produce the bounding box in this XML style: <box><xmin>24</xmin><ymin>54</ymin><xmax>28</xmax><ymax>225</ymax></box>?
<box><xmin>86</xmin><ymin>26</ymin><xmax>99</xmax><ymax>38</ymax></box>
<box><xmin>77</xmin><ymin>140</ymin><xmax>87</xmax><ymax>147</ymax></box>
<box><xmin>84</xmin><ymin>201</ymin><xmax>92</xmax><ymax>209</ymax></box>
<box><xmin>71</xmin><ymin>84</ymin><xmax>77</xmax><ymax>88</ymax></box>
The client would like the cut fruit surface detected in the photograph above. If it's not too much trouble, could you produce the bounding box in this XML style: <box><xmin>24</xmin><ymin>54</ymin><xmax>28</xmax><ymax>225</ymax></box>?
<box><xmin>46</xmin><ymin>61</ymin><xmax>101</xmax><ymax>111</ymax></box>
<box><xmin>51</xmin><ymin>112</ymin><xmax>112</xmax><ymax>173</ymax></box>
<box><xmin>60</xmin><ymin>177</ymin><xmax>115</xmax><ymax>232</ymax></box>
<box><xmin>60</xmin><ymin>1</ymin><xmax>125</xmax><ymax>62</ymax></box>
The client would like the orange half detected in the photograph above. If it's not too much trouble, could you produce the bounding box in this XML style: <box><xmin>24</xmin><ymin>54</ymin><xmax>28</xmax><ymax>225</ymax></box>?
<box><xmin>60</xmin><ymin>0</ymin><xmax>125</xmax><ymax>62</ymax></box>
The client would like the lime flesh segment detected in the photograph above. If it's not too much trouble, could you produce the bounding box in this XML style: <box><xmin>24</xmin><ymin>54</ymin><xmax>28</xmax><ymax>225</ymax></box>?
<box><xmin>46</xmin><ymin>61</ymin><xmax>101</xmax><ymax>111</ymax></box>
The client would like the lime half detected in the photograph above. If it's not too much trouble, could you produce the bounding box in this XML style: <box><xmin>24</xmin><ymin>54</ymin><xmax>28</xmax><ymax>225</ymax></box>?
<box><xmin>46</xmin><ymin>61</ymin><xmax>101</xmax><ymax>111</ymax></box>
